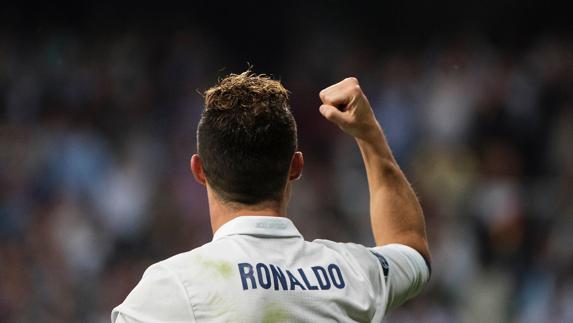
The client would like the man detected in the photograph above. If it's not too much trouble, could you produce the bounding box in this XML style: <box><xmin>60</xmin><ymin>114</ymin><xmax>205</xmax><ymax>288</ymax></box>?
<box><xmin>112</xmin><ymin>72</ymin><xmax>431</xmax><ymax>322</ymax></box>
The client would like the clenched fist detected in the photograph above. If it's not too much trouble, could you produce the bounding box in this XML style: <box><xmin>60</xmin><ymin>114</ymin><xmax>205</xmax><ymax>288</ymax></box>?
<box><xmin>319</xmin><ymin>77</ymin><xmax>382</xmax><ymax>141</ymax></box>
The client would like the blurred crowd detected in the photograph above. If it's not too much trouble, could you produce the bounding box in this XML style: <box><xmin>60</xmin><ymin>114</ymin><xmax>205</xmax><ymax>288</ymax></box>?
<box><xmin>1</xmin><ymin>27</ymin><xmax>572</xmax><ymax>323</ymax></box>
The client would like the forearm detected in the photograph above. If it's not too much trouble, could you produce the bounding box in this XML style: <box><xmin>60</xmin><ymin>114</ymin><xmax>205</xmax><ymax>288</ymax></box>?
<box><xmin>317</xmin><ymin>77</ymin><xmax>430</xmax><ymax>261</ymax></box>
<box><xmin>356</xmin><ymin>125</ymin><xmax>430</xmax><ymax>262</ymax></box>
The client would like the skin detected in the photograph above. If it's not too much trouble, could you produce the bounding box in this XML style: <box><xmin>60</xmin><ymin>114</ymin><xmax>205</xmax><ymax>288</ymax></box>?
<box><xmin>190</xmin><ymin>151</ymin><xmax>304</xmax><ymax>233</ymax></box>
<box><xmin>190</xmin><ymin>77</ymin><xmax>430</xmax><ymax>263</ymax></box>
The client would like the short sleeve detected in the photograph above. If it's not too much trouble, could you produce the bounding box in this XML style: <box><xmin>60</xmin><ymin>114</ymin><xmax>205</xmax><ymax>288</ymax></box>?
<box><xmin>111</xmin><ymin>263</ymin><xmax>195</xmax><ymax>323</ymax></box>
<box><xmin>370</xmin><ymin>244</ymin><xmax>430</xmax><ymax>311</ymax></box>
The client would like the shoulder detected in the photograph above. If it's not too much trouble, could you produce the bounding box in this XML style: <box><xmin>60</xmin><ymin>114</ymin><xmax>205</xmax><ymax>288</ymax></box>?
<box><xmin>112</xmin><ymin>259</ymin><xmax>196</xmax><ymax>322</ymax></box>
<box><xmin>160</xmin><ymin>240</ymin><xmax>232</xmax><ymax>272</ymax></box>
<box><xmin>112</xmin><ymin>242</ymin><xmax>230</xmax><ymax>323</ymax></box>
<box><xmin>309</xmin><ymin>239</ymin><xmax>384</xmax><ymax>284</ymax></box>
<box><xmin>312</xmin><ymin>238</ymin><xmax>367</xmax><ymax>250</ymax></box>
<box><xmin>309</xmin><ymin>239</ymin><xmax>382</xmax><ymax>267</ymax></box>
<box><xmin>311</xmin><ymin>239</ymin><xmax>379</xmax><ymax>260</ymax></box>
<box><xmin>156</xmin><ymin>240</ymin><xmax>242</xmax><ymax>293</ymax></box>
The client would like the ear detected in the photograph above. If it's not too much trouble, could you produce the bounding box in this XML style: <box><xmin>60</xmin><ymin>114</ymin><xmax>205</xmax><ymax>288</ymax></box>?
<box><xmin>190</xmin><ymin>154</ymin><xmax>207</xmax><ymax>186</ymax></box>
<box><xmin>288</xmin><ymin>151</ymin><xmax>304</xmax><ymax>181</ymax></box>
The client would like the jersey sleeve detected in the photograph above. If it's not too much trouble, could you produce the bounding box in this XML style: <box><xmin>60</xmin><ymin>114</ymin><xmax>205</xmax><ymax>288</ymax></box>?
<box><xmin>111</xmin><ymin>263</ymin><xmax>196</xmax><ymax>323</ymax></box>
<box><xmin>369</xmin><ymin>243</ymin><xmax>430</xmax><ymax>311</ymax></box>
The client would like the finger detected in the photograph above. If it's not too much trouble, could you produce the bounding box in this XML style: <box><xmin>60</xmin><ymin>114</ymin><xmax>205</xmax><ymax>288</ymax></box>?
<box><xmin>319</xmin><ymin>104</ymin><xmax>348</xmax><ymax>125</ymax></box>
<box><xmin>319</xmin><ymin>77</ymin><xmax>358</xmax><ymax>99</ymax></box>
<box><xmin>319</xmin><ymin>78</ymin><xmax>361</xmax><ymax>106</ymax></box>
<box><xmin>319</xmin><ymin>79</ymin><xmax>348</xmax><ymax>100</ymax></box>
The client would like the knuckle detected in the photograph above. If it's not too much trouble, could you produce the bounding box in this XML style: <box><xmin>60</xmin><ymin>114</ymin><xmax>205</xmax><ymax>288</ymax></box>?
<box><xmin>350</xmin><ymin>84</ymin><xmax>362</xmax><ymax>96</ymax></box>
<box><xmin>345</xmin><ymin>77</ymin><xmax>359</xmax><ymax>84</ymax></box>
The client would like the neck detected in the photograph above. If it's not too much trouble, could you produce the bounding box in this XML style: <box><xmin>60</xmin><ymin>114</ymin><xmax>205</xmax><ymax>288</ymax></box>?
<box><xmin>208</xmin><ymin>191</ymin><xmax>287</xmax><ymax>234</ymax></box>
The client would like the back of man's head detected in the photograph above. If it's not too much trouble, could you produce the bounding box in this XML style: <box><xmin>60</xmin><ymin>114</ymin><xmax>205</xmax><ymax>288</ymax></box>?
<box><xmin>197</xmin><ymin>71</ymin><xmax>298</xmax><ymax>205</ymax></box>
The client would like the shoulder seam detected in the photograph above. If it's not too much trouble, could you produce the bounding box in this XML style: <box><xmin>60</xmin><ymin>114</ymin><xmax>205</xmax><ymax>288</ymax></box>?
<box><xmin>365</xmin><ymin>248</ymin><xmax>390</xmax><ymax>320</ymax></box>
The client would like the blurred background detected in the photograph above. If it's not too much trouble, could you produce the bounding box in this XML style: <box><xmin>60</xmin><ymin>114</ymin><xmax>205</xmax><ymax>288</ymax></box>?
<box><xmin>1</xmin><ymin>1</ymin><xmax>572</xmax><ymax>322</ymax></box>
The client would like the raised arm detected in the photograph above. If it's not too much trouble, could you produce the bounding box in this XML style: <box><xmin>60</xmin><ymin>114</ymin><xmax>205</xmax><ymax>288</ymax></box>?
<box><xmin>318</xmin><ymin>77</ymin><xmax>430</xmax><ymax>263</ymax></box>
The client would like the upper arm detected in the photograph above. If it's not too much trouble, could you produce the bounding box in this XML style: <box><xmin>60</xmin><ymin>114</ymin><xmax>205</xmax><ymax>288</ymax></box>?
<box><xmin>111</xmin><ymin>263</ymin><xmax>195</xmax><ymax>323</ymax></box>
<box><xmin>370</xmin><ymin>243</ymin><xmax>431</xmax><ymax>311</ymax></box>
<box><xmin>313</xmin><ymin>239</ymin><xmax>430</xmax><ymax>319</ymax></box>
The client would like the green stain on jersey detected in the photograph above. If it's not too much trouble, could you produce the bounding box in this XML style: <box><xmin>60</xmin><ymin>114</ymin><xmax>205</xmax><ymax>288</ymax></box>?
<box><xmin>209</xmin><ymin>260</ymin><xmax>232</xmax><ymax>278</ymax></box>
<box><xmin>194</xmin><ymin>256</ymin><xmax>233</xmax><ymax>278</ymax></box>
<box><xmin>262</xmin><ymin>305</ymin><xmax>288</xmax><ymax>323</ymax></box>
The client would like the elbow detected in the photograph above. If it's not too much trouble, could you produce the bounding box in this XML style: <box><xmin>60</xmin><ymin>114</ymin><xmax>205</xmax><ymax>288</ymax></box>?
<box><xmin>386</xmin><ymin>231</ymin><xmax>431</xmax><ymax>271</ymax></box>
<box><xmin>411</xmin><ymin>237</ymin><xmax>431</xmax><ymax>275</ymax></box>
<box><xmin>416</xmin><ymin>240</ymin><xmax>432</xmax><ymax>275</ymax></box>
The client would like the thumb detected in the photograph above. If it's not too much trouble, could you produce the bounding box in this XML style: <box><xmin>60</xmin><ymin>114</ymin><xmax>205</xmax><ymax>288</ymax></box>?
<box><xmin>319</xmin><ymin>104</ymin><xmax>348</xmax><ymax>126</ymax></box>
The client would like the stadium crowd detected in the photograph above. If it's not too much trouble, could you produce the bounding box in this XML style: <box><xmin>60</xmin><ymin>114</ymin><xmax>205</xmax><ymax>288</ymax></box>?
<box><xmin>1</xmin><ymin>28</ymin><xmax>572</xmax><ymax>322</ymax></box>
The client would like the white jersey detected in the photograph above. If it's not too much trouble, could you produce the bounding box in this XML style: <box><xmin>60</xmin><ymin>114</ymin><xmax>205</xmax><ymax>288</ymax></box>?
<box><xmin>112</xmin><ymin>216</ymin><xmax>430</xmax><ymax>323</ymax></box>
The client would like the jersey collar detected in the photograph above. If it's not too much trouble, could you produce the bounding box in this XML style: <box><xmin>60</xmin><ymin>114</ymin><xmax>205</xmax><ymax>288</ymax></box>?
<box><xmin>212</xmin><ymin>216</ymin><xmax>302</xmax><ymax>241</ymax></box>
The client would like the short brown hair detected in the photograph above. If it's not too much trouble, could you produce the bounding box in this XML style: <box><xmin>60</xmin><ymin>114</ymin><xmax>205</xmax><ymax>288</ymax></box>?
<box><xmin>197</xmin><ymin>71</ymin><xmax>297</xmax><ymax>205</ymax></box>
